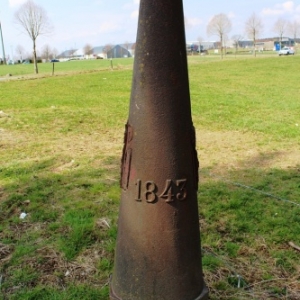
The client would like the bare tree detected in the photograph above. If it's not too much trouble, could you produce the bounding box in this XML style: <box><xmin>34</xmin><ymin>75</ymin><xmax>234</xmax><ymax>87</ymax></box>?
<box><xmin>131</xmin><ymin>43</ymin><xmax>136</xmax><ymax>57</ymax></box>
<box><xmin>103</xmin><ymin>44</ymin><xmax>113</xmax><ymax>58</ymax></box>
<box><xmin>207</xmin><ymin>13</ymin><xmax>232</xmax><ymax>58</ymax></box>
<box><xmin>0</xmin><ymin>21</ymin><xmax>7</xmax><ymax>64</ymax></box>
<box><xmin>83</xmin><ymin>43</ymin><xmax>93</xmax><ymax>58</ymax></box>
<box><xmin>273</xmin><ymin>18</ymin><xmax>288</xmax><ymax>50</ymax></box>
<box><xmin>15</xmin><ymin>44</ymin><xmax>25</xmax><ymax>62</ymax></box>
<box><xmin>123</xmin><ymin>41</ymin><xmax>130</xmax><ymax>50</ymax></box>
<box><xmin>41</xmin><ymin>44</ymin><xmax>52</xmax><ymax>61</ymax></box>
<box><xmin>51</xmin><ymin>47</ymin><xmax>58</xmax><ymax>59</ymax></box>
<box><xmin>197</xmin><ymin>36</ymin><xmax>203</xmax><ymax>55</ymax></box>
<box><xmin>223</xmin><ymin>34</ymin><xmax>229</xmax><ymax>54</ymax></box>
<box><xmin>14</xmin><ymin>0</ymin><xmax>53</xmax><ymax>73</ymax></box>
<box><xmin>245</xmin><ymin>13</ymin><xmax>263</xmax><ymax>57</ymax></box>
<box><xmin>123</xmin><ymin>41</ymin><xmax>131</xmax><ymax>57</ymax></box>
<box><xmin>232</xmin><ymin>34</ymin><xmax>243</xmax><ymax>57</ymax></box>
<box><xmin>69</xmin><ymin>47</ymin><xmax>76</xmax><ymax>58</ymax></box>
<box><xmin>288</xmin><ymin>20</ymin><xmax>300</xmax><ymax>52</ymax></box>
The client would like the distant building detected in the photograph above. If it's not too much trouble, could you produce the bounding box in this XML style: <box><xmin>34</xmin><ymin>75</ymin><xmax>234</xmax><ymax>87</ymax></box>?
<box><xmin>57</xmin><ymin>43</ymin><xmax>135</xmax><ymax>60</ymax></box>
<box><xmin>106</xmin><ymin>45</ymin><xmax>131</xmax><ymax>58</ymax></box>
<box><xmin>187</xmin><ymin>41</ymin><xmax>218</xmax><ymax>53</ymax></box>
<box><xmin>57</xmin><ymin>49</ymin><xmax>78</xmax><ymax>60</ymax></box>
<box><xmin>56</xmin><ymin>36</ymin><xmax>298</xmax><ymax>61</ymax></box>
<box><xmin>92</xmin><ymin>46</ymin><xmax>106</xmax><ymax>59</ymax></box>
<box><xmin>73</xmin><ymin>48</ymin><xmax>85</xmax><ymax>58</ymax></box>
<box><xmin>238</xmin><ymin>40</ymin><xmax>253</xmax><ymax>48</ymax></box>
<box><xmin>239</xmin><ymin>37</ymin><xmax>297</xmax><ymax>50</ymax></box>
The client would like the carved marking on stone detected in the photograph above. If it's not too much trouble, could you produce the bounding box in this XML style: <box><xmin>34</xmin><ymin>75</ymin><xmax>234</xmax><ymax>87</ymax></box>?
<box><xmin>121</xmin><ymin>123</ymin><xmax>134</xmax><ymax>189</ymax></box>
<box><xmin>134</xmin><ymin>179</ymin><xmax>187</xmax><ymax>203</ymax></box>
<box><xmin>191</xmin><ymin>126</ymin><xmax>199</xmax><ymax>190</ymax></box>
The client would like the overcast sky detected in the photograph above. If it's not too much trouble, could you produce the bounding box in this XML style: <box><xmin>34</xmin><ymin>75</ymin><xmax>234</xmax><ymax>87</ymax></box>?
<box><xmin>1</xmin><ymin>0</ymin><xmax>300</xmax><ymax>58</ymax></box>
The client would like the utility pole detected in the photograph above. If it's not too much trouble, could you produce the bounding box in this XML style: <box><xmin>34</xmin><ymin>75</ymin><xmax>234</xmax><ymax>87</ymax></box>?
<box><xmin>0</xmin><ymin>20</ymin><xmax>6</xmax><ymax>65</ymax></box>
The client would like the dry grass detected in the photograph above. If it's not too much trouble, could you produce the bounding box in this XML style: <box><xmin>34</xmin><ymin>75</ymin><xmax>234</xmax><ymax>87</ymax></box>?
<box><xmin>196</xmin><ymin>129</ymin><xmax>300</xmax><ymax>172</ymax></box>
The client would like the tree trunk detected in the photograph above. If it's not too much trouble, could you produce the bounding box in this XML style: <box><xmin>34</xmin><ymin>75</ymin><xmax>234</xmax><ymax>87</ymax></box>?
<box><xmin>220</xmin><ymin>35</ymin><xmax>223</xmax><ymax>59</ymax></box>
<box><xmin>33</xmin><ymin>39</ymin><xmax>38</xmax><ymax>74</ymax></box>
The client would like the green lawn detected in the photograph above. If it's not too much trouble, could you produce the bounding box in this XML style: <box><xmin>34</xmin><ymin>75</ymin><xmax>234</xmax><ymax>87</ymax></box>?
<box><xmin>0</xmin><ymin>58</ymin><xmax>135</xmax><ymax>77</ymax></box>
<box><xmin>1</xmin><ymin>55</ymin><xmax>300</xmax><ymax>299</ymax></box>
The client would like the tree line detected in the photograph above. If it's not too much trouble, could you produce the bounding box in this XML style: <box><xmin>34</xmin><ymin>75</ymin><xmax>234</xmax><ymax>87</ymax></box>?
<box><xmin>11</xmin><ymin>0</ymin><xmax>300</xmax><ymax>73</ymax></box>
<box><xmin>12</xmin><ymin>0</ymin><xmax>134</xmax><ymax>72</ymax></box>
<box><xmin>206</xmin><ymin>13</ymin><xmax>300</xmax><ymax>58</ymax></box>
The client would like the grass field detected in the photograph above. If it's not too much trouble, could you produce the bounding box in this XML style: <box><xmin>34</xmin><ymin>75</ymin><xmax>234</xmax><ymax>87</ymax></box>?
<box><xmin>1</xmin><ymin>55</ymin><xmax>300</xmax><ymax>299</ymax></box>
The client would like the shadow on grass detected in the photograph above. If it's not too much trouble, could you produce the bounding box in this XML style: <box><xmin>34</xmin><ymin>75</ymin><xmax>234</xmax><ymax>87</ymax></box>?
<box><xmin>1</xmin><ymin>154</ymin><xmax>300</xmax><ymax>299</ymax></box>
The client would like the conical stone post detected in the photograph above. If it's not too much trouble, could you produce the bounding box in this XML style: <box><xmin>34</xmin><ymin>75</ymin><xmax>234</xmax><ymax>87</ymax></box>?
<box><xmin>110</xmin><ymin>0</ymin><xmax>208</xmax><ymax>299</ymax></box>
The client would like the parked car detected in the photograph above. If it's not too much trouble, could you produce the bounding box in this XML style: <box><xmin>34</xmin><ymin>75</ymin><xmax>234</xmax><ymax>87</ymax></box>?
<box><xmin>278</xmin><ymin>47</ymin><xmax>295</xmax><ymax>56</ymax></box>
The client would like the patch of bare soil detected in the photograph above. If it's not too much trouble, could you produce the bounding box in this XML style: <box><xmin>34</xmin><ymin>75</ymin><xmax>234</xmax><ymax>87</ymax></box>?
<box><xmin>0</xmin><ymin>216</ymin><xmax>113</xmax><ymax>294</ymax></box>
<box><xmin>203</xmin><ymin>239</ymin><xmax>300</xmax><ymax>299</ymax></box>
<box><xmin>0</xmin><ymin>243</ymin><xmax>13</xmax><ymax>262</ymax></box>
<box><xmin>2</xmin><ymin>245</ymin><xmax>108</xmax><ymax>296</ymax></box>
<box><xmin>33</xmin><ymin>246</ymin><xmax>103</xmax><ymax>286</ymax></box>
<box><xmin>0</xmin><ymin>187</ymin><xmax>6</xmax><ymax>203</ymax></box>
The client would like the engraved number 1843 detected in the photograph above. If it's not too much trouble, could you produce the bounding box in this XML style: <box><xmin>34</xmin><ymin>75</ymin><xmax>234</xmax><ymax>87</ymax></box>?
<box><xmin>135</xmin><ymin>179</ymin><xmax>187</xmax><ymax>203</ymax></box>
